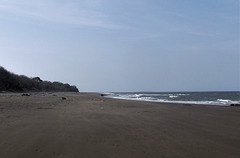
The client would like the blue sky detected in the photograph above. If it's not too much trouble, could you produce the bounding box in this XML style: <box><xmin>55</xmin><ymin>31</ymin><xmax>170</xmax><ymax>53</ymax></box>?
<box><xmin>0</xmin><ymin>0</ymin><xmax>239</xmax><ymax>92</ymax></box>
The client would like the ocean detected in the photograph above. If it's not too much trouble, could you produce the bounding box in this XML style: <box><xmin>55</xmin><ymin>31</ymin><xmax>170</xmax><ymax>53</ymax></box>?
<box><xmin>105</xmin><ymin>91</ymin><xmax>240</xmax><ymax>106</ymax></box>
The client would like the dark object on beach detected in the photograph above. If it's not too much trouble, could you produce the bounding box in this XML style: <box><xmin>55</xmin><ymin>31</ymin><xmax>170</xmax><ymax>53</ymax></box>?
<box><xmin>230</xmin><ymin>104</ymin><xmax>240</xmax><ymax>106</ymax></box>
<box><xmin>101</xmin><ymin>94</ymin><xmax>105</xmax><ymax>96</ymax></box>
<box><xmin>22</xmin><ymin>93</ymin><xmax>31</xmax><ymax>96</ymax></box>
<box><xmin>37</xmin><ymin>107</ymin><xmax>53</xmax><ymax>110</ymax></box>
<box><xmin>62</xmin><ymin>97</ymin><xmax>67</xmax><ymax>100</ymax></box>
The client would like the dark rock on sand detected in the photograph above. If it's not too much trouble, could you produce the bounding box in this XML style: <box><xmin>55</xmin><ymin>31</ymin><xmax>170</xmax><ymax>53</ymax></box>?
<box><xmin>22</xmin><ymin>93</ymin><xmax>31</xmax><ymax>96</ymax></box>
<box><xmin>230</xmin><ymin>104</ymin><xmax>240</xmax><ymax>106</ymax></box>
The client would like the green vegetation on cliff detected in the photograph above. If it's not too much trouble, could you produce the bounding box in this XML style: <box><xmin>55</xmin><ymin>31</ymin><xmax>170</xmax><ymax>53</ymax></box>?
<box><xmin>0</xmin><ymin>66</ymin><xmax>79</xmax><ymax>92</ymax></box>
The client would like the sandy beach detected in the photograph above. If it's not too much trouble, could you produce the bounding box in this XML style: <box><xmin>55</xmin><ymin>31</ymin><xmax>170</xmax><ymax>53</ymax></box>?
<box><xmin>0</xmin><ymin>92</ymin><xmax>239</xmax><ymax>158</ymax></box>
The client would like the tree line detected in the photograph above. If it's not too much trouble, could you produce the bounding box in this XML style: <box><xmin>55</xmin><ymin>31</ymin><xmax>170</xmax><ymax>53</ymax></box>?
<box><xmin>0</xmin><ymin>66</ymin><xmax>79</xmax><ymax>92</ymax></box>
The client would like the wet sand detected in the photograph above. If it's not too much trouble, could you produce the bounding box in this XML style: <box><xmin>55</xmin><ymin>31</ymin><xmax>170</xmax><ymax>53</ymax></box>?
<box><xmin>0</xmin><ymin>92</ymin><xmax>239</xmax><ymax>158</ymax></box>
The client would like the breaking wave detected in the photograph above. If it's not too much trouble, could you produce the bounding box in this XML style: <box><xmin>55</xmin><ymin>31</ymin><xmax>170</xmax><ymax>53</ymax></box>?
<box><xmin>104</xmin><ymin>92</ymin><xmax>240</xmax><ymax>106</ymax></box>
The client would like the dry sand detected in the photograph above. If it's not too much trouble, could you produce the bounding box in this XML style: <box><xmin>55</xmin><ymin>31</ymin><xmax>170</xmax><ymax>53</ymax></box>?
<box><xmin>0</xmin><ymin>92</ymin><xmax>239</xmax><ymax>158</ymax></box>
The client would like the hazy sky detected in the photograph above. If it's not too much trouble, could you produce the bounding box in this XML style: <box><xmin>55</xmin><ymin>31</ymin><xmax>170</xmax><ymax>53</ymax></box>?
<box><xmin>0</xmin><ymin>0</ymin><xmax>239</xmax><ymax>92</ymax></box>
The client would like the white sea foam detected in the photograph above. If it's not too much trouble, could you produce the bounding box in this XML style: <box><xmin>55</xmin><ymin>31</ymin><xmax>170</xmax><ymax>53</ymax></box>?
<box><xmin>105</xmin><ymin>92</ymin><xmax>240</xmax><ymax>106</ymax></box>
<box><xmin>217</xmin><ymin>99</ymin><xmax>231</xmax><ymax>103</ymax></box>
<box><xmin>134</xmin><ymin>94</ymin><xmax>143</xmax><ymax>98</ymax></box>
<box><xmin>169</xmin><ymin>95</ymin><xmax>178</xmax><ymax>98</ymax></box>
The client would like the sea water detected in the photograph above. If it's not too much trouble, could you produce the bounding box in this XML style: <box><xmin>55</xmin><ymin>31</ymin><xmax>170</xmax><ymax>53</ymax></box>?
<box><xmin>105</xmin><ymin>91</ymin><xmax>240</xmax><ymax>106</ymax></box>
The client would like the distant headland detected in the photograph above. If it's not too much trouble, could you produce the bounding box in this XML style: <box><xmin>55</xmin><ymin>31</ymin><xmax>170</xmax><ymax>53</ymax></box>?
<box><xmin>0</xmin><ymin>66</ymin><xmax>78</xmax><ymax>92</ymax></box>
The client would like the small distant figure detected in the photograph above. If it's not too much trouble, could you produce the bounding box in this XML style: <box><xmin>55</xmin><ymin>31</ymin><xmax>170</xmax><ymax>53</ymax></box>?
<box><xmin>62</xmin><ymin>97</ymin><xmax>67</xmax><ymax>100</ymax></box>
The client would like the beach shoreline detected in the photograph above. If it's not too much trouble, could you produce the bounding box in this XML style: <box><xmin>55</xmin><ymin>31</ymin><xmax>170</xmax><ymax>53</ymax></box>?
<box><xmin>103</xmin><ymin>91</ymin><xmax>240</xmax><ymax>106</ymax></box>
<box><xmin>0</xmin><ymin>92</ymin><xmax>239</xmax><ymax>158</ymax></box>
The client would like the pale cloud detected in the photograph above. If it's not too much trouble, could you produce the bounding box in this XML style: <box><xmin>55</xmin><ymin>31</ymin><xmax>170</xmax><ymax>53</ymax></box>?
<box><xmin>0</xmin><ymin>0</ymin><xmax>125</xmax><ymax>29</ymax></box>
